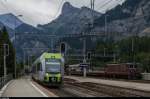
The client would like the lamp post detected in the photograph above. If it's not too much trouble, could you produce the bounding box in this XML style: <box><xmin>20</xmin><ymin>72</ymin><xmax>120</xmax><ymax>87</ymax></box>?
<box><xmin>103</xmin><ymin>14</ymin><xmax>109</xmax><ymax>60</ymax></box>
<box><xmin>23</xmin><ymin>49</ymin><xmax>26</xmax><ymax>76</ymax></box>
<box><xmin>105</xmin><ymin>14</ymin><xmax>109</xmax><ymax>42</ymax></box>
<box><xmin>14</xmin><ymin>14</ymin><xmax>23</xmax><ymax>78</ymax></box>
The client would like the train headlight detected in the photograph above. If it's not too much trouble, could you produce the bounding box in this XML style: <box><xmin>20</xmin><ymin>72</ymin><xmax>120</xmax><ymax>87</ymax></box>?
<box><xmin>46</xmin><ymin>73</ymin><xmax>49</xmax><ymax>77</ymax></box>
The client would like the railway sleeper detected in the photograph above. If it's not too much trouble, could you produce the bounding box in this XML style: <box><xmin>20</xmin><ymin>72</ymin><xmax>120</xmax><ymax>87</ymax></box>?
<box><xmin>82</xmin><ymin>82</ymin><xmax>150</xmax><ymax>97</ymax></box>
<box><xmin>64</xmin><ymin>79</ymin><xmax>150</xmax><ymax>97</ymax></box>
<box><xmin>66</xmin><ymin>82</ymin><xmax>119</xmax><ymax>96</ymax></box>
<box><xmin>64</xmin><ymin>83</ymin><xmax>111</xmax><ymax>97</ymax></box>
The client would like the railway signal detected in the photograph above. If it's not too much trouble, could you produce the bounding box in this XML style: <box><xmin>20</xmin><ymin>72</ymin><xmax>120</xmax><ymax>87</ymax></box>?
<box><xmin>60</xmin><ymin>43</ymin><xmax>66</xmax><ymax>54</ymax></box>
<box><xmin>87</xmin><ymin>52</ymin><xmax>92</xmax><ymax>60</ymax></box>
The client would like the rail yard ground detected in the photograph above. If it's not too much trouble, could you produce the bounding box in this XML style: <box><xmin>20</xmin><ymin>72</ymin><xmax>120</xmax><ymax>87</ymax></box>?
<box><xmin>1</xmin><ymin>75</ymin><xmax>150</xmax><ymax>97</ymax></box>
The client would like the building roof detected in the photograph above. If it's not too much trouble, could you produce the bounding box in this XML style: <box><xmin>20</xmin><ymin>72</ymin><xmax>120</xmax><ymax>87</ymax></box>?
<box><xmin>41</xmin><ymin>52</ymin><xmax>62</xmax><ymax>59</ymax></box>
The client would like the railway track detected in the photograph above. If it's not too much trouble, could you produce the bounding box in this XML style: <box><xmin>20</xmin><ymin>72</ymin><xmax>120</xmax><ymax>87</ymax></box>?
<box><xmin>32</xmin><ymin>77</ymin><xmax>150</xmax><ymax>97</ymax></box>
<box><xmin>64</xmin><ymin>78</ymin><xmax>111</xmax><ymax>97</ymax></box>
<box><xmin>69</xmin><ymin>73</ymin><xmax>150</xmax><ymax>84</ymax></box>
<box><xmin>32</xmin><ymin>78</ymin><xmax>76</xmax><ymax>97</ymax></box>
<box><xmin>32</xmin><ymin>77</ymin><xmax>110</xmax><ymax>97</ymax></box>
<box><xmin>33</xmin><ymin>78</ymin><xmax>102</xmax><ymax>97</ymax></box>
<box><xmin>64</xmin><ymin>83</ymin><xmax>110</xmax><ymax>97</ymax></box>
<box><xmin>64</xmin><ymin>78</ymin><xmax>150</xmax><ymax>97</ymax></box>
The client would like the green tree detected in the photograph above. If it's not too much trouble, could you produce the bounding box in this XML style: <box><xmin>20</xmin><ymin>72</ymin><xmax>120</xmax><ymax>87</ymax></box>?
<box><xmin>0</xmin><ymin>27</ymin><xmax>15</xmax><ymax>77</ymax></box>
<box><xmin>94</xmin><ymin>36</ymin><xmax>150</xmax><ymax>72</ymax></box>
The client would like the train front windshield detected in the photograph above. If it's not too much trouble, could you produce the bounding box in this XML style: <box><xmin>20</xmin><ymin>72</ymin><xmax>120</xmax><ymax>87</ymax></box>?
<box><xmin>45</xmin><ymin>59</ymin><xmax>61</xmax><ymax>73</ymax></box>
<box><xmin>46</xmin><ymin>63</ymin><xmax>61</xmax><ymax>73</ymax></box>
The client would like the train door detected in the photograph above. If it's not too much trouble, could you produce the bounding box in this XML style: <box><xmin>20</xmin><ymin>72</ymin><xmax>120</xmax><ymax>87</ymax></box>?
<box><xmin>39</xmin><ymin>59</ymin><xmax>45</xmax><ymax>81</ymax></box>
<box><xmin>61</xmin><ymin>57</ymin><xmax>65</xmax><ymax>81</ymax></box>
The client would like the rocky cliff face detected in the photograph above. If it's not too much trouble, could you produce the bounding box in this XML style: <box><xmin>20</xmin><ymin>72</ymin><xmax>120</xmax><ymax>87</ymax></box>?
<box><xmin>93</xmin><ymin>0</ymin><xmax>150</xmax><ymax>40</ymax></box>
<box><xmin>38</xmin><ymin>2</ymin><xmax>102</xmax><ymax>35</ymax></box>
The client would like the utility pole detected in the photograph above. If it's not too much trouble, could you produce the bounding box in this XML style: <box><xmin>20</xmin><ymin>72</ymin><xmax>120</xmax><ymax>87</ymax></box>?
<box><xmin>105</xmin><ymin>15</ymin><xmax>107</xmax><ymax>40</ymax></box>
<box><xmin>27</xmin><ymin>54</ymin><xmax>31</xmax><ymax>76</ymax></box>
<box><xmin>113</xmin><ymin>53</ymin><xmax>116</xmax><ymax>63</ymax></box>
<box><xmin>132</xmin><ymin>35</ymin><xmax>135</xmax><ymax>69</ymax></box>
<box><xmin>14</xmin><ymin>16</ymin><xmax>16</xmax><ymax>78</ymax></box>
<box><xmin>23</xmin><ymin>50</ymin><xmax>26</xmax><ymax>76</ymax></box>
<box><xmin>82</xmin><ymin>0</ymin><xmax>95</xmax><ymax>77</ymax></box>
<box><xmin>91</xmin><ymin>0</ymin><xmax>92</xmax><ymax>10</ymax></box>
<box><xmin>104</xmin><ymin>48</ymin><xmax>106</xmax><ymax>57</ymax></box>
<box><xmin>3</xmin><ymin>44</ymin><xmax>9</xmax><ymax>78</ymax></box>
<box><xmin>104</xmin><ymin>14</ymin><xmax>109</xmax><ymax>61</ymax></box>
<box><xmin>91</xmin><ymin>0</ymin><xmax>95</xmax><ymax>10</ymax></box>
<box><xmin>27</xmin><ymin>53</ymin><xmax>33</xmax><ymax>71</ymax></box>
<box><xmin>14</xmin><ymin>14</ymin><xmax>23</xmax><ymax>78</ymax></box>
<box><xmin>82</xmin><ymin>29</ymin><xmax>87</xmax><ymax>77</ymax></box>
<box><xmin>51</xmin><ymin>34</ymin><xmax>56</xmax><ymax>53</ymax></box>
<box><xmin>51</xmin><ymin>38</ymin><xmax>54</xmax><ymax>52</ymax></box>
<box><xmin>105</xmin><ymin>14</ymin><xmax>109</xmax><ymax>41</ymax></box>
<box><xmin>4</xmin><ymin>44</ymin><xmax>6</xmax><ymax>77</ymax></box>
<box><xmin>83</xmin><ymin>33</ymin><xmax>86</xmax><ymax>64</ymax></box>
<box><xmin>90</xmin><ymin>0</ymin><xmax>95</xmax><ymax>28</ymax></box>
<box><xmin>82</xmin><ymin>18</ymin><xmax>89</xmax><ymax>78</ymax></box>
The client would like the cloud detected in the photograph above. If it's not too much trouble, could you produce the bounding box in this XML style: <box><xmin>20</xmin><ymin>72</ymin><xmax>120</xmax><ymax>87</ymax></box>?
<box><xmin>0</xmin><ymin>0</ymin><xmax>125</xmax><ymax>26</ymax></box>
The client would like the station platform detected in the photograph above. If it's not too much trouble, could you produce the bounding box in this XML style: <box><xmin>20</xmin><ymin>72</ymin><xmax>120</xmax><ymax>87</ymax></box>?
<box><xmin>1</xmin><ymin>76</ymin><xmax>56</xmax><ymax>97</ymax></box>
<box><xmin>65</xmin><ymin>76</ymin><xmax>150</xmax><ymax>92</ymax></box>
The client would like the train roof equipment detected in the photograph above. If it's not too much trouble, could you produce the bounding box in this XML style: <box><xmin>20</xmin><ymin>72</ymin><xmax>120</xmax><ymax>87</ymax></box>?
<box><xmin>33</xmin><ymin>52</ymin><xmax>64</xmax><ymax>65</ymax></box>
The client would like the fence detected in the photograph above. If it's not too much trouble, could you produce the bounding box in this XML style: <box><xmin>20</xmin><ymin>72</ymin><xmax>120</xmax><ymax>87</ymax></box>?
<box><xmin>0</xmin><ymin>74</ymin><xmax>13</xmax><ymax>89</ymax></box>
<box><xmin>141</xmin><ymin>73</ymin><xmax>150</xmax><ymax>80</ymax></box>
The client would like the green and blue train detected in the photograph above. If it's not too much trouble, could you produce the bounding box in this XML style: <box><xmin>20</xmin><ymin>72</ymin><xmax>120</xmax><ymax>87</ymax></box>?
<box><xmin>31</xmin><ymin>52</ymin><xmax>64</xmax><ymax>87</ymax></box>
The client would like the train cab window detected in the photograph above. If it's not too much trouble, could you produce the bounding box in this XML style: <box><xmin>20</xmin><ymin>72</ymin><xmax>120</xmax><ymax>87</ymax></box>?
<box><xmin>129</xmin><ymin>64</ymin><xmax>137</xmax><ymax>68</ymax></box>
<box><xmin>37</xmin><ymin>63</ymin><xmax>42</xmax><ymax>71</ymax></box>
<box><xmin>129</xmin><ymin>65</ymin><xmax>133</xmax><ymax>68</ymax></box>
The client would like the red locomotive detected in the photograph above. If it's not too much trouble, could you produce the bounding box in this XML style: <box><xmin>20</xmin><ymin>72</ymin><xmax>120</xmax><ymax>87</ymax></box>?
<box><xmin>67</xmin><ymin>63</ymin><xmax>141</xmax><ymax>80</ymax></box>
<box><xmin>104</xmin><ymin>63</ymin><xmax>141</xmax><ymax>79</ymax></box>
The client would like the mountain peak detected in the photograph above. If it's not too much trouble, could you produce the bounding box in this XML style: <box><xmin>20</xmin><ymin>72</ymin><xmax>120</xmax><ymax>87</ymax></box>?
<box><xmin>0</xmin><ymin>13</ymin><xmax>23</xmax><ymax>29</ymax></box>
<box><xmin>61</xmin><ymin>2</ymin><xmax>78</xmax><ymax>14</ymax></box>
<box><xmin>63</xmin><ymin>2</ymin><xmax>72</xmax><ymax>9</ymax></box>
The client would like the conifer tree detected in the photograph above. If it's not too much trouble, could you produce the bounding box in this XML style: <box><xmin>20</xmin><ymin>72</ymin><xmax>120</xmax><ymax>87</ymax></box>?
<box><xmin>0</xmin><ymin>27</ymin><xmax>15</xmax><ymax>77</ymax></box>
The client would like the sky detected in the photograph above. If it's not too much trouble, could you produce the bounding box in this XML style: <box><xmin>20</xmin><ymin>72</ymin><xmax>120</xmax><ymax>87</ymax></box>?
<box><xmin>0</xmin><ymin>0</ymin><xmax>125</xmax><ymax>27</ymax></box>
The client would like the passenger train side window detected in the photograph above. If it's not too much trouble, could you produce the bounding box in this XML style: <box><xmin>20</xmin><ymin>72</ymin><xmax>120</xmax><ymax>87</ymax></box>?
<box><xmin>37</xmin><ymin>63</ymin><xmax>42</xmax><ymax>71</ymax></box>
<box><xmin>40</xmin><ymin>63</ymin><xmax>42</xmax><ymax>71</ymax></box>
